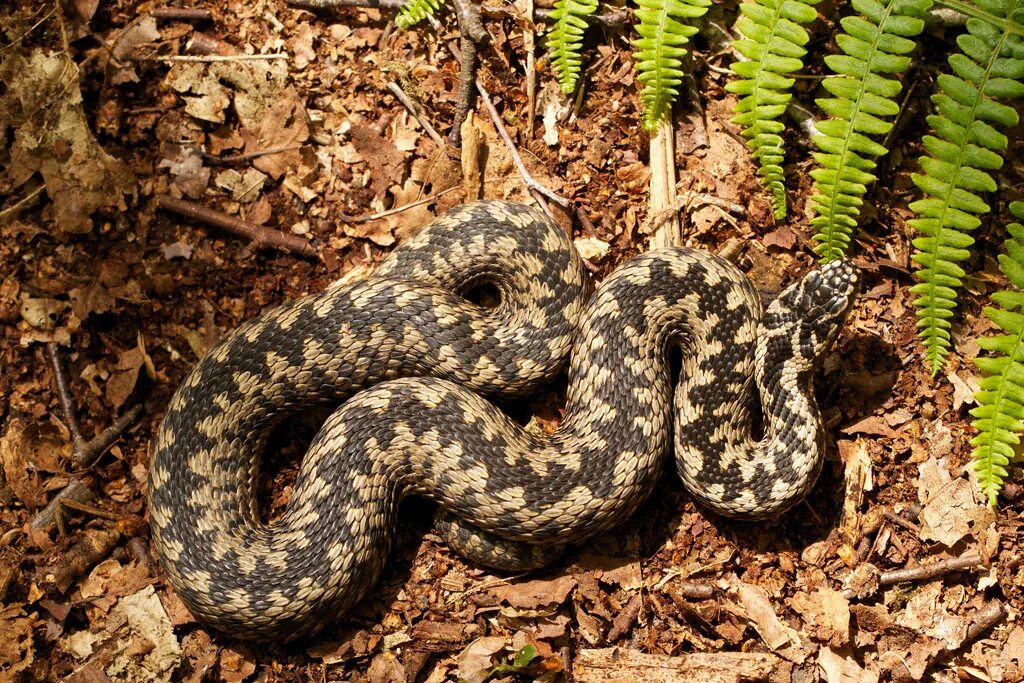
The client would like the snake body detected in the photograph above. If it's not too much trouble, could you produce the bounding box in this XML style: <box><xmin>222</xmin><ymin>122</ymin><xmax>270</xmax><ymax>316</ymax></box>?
<box><xmin>148</xmin><ymin>201</ymin><xmax>859</xmax><ymax>640</ymax></box>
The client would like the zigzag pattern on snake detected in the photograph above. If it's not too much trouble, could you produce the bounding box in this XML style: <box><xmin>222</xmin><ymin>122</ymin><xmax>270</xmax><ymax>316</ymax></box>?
<box><xmin>148</xmin><ymin>201</ymin><xmax>859</xmax><ymax>640</ymax></box>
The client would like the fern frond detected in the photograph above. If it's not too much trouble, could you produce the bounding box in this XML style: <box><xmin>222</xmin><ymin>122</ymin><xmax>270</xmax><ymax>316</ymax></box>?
<box><xmin>547</xmin><ymin>0</ymin><xmax>600</xmax><ymax>95</ymax></box>
<box><xmin>395</xmin><ymin>0</ymin><xmax>442</xmax><ymax>29</ymax></box>
<box><xmin>726</xmin><ymin>0</ymin><xmax>820</xmax><ymax>219</ymax></box>
<box><xmin>970</xmin><ymin>201</ymin><xmax>1024</xmax><ymax>506</ymax></box>
<box><xmin>910</xmin><ymin>7</ymin><xmax>1024</xmax><ymax>377</ymax></box>
<box><xmin>809</xmin><ymin>0</ymin><xmax>931</xmax><ymax>262</ymax></box>
<box><xmin>633</xmin><ymin>0</ymin><xmax>712</xmax><ymax>130</ymax></box>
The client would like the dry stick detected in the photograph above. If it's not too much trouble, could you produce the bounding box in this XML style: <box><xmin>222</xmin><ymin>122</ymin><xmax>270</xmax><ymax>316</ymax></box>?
<box><xmin>151</xmin><ymin>8</ymin><xmax>213</xmax><ymax>21</ymax></box>
<box><xmin>48</xmin><ymin>343</ymin><xmax>145</xmax><ymax>467</ymax></box>
<box><xmin>138</xmin><ymin>53</ymin><xmax>288</xmax><ymax>63</ymax></box>
<box><xmin>474</xmin><ymin>78</ymin><xmax>569</xmax><ymax>209</ymax></box>
<box><xmin>649</xmin><ymin>116</ymin><xmax>681</xmax><ymax>248</ymax></box>
<box><xmin>916</xmin><ymin>601</ymin><xmax>1008</xmax><ymax>679</ymax></box>
<box><xmin>453</xmin><ymin>0</ymin><xmax>489</xmax><ymax>44</ymax></box>
<box><xmin>48</xmin><ymin>342</ymin><xmax>87</xmax><ymax>449</ymax></box>
<box><xmin>60</xmin><ymin>498</ymin><xmax>123</xmax><ymax>521</ymax></box>
<box><xmin>127</xmin><ymin>537</ymin><xmax>156</xmax><ymax>574</ymax></box>
<box><xmin>963</xmin><ymin>600</ymin><xmax>1007</xmax><ymax>643</ymax></box>
<box><xmin>30</xmin><ymin>478</ymin><xmax>95</xmax><ymax>530</ymax></box>
<box><xmin>524</xmin><ymin>0</ymin><xmax>537</xmax><ymax>141</ymax></box>
<box><xmin>882</xmin><ymin>508</ymin><xmax>920</xmax><ymax>533</ymax></box>
<box><xmin>340</xmin><ymin>186</ymin><xmax>461</xmax><ymax>223</ymax></box>
<box><xmin>645</xmin><ymin>191</ymin><xmax>747</xmax><ymax>236</ymax></box>
<box><xmin>607</xmin><ymin>592</ymin><xmax>644</xmax><ymax>642</ymax></box>
<box><xmin>878</xmin><ymin>552</ymin><xmax>984</xmax><ymax>587</ymax></box>
<box><xmin>73</xmin><ymin>405</ymin><xmax>144</xmax><ymax>467</ymax></box>
<box><xmin>156</xmin><ymin>194</ymin><xmax>318</xmax><ymax>257</ymax></box>
<box><xmin>676</xmin><ymin>582</ymin><xmax>716</xmax><ymax>600</ymax></box>
<box><xmin>387</xmin><ymin>82</ymin><xmax>446</xmax><ymax>147</ymax></box>
<box><xmin>0</xmin><ymin>185</ymin><xmax>45</xmax><ymax>223</ymax></box>
<box><xmin>202</xmin><ymin>144</ymin><xmax>303</xmax><ymax>165</ymax></box>
<box><xmin>288</xmin><ymin>0</ymin><xmax>405</xmax><ymax>8</ymax></box>
<box><xmin>449</xmin><ymin>34</ymin><xmax>479</xmax><ymax>146</ymax></box>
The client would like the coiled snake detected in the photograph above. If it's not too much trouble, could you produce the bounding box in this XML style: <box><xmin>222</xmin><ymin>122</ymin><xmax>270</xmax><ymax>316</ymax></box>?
<box><xmin>148</xmin><ymin>201</ymin><xmax>859</xmax><ymax>640</ymax></box>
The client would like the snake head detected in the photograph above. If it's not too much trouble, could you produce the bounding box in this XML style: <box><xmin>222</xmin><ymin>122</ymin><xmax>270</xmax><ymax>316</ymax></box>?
<box><xmin>761</xmin><ymin>259</ymin><xmax>861</xmax><ymax>364</ymax></box>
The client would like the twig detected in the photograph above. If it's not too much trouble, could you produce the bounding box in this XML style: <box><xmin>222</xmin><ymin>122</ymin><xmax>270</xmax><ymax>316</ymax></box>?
<box><xmin>60</xmin><ymin>498</ymin><xmax>123</xmax><ymax>521</ymax></box>
<box><xmin>288</xmin><ymin>0</ymin><xmax>405</xmax><ymax>7</ymax></box>
<box><xmin>138</xmin><ymin>53</ymin><xmax>289</xmax><ymax>63</ymax></box>
<box><xmin>882</xmin><ymin>508</ymin><xmax>921</xmax><ymax>533</ymax></box>
<box><xmin>878</xmin><ymin>553</ymin><xmax>984</xmax><ymax>587</ymax></box>
<box><xmin>524</xmin><ymin>0</ymin><xmax>537</xmax><ymax>141</ymax></box>
<box><xmin>475</xmin><ymin>79</ymin><xmax>569</xmax><ymax>208</ymax></box>
<box><xmin>202</xmin><ymin>144</ymin><xmax>303</xmax><ymax>165</ymax></box>
<box><xmin>48</xmin><ymin>342</ymin><xmax>87</xmax><ymax>450</ymax></box>
<box><xmin>30</xmin><ymin>478</ymin><xmax>95</xmax><ymax>531</ymax></box>
<box><xmin>649</xmin><ymin>116</ymin><xmax>680</xmax><ymax>248</ymax></box>
<box><xmin>387</xmin><ymin>82</ymin><xmax>446</xmax><ymax>147</ymax></box>
<box><xmin>156</xmin><ymin>194</ymin><xmax>318</xmax><ymax>257</ymax></box>
<box><xmin>963</xmin><ymin>600</ymin><xmax>1006</xmax><ymax>643</ymax></box>
<box><xmin>607</xmin><ymin>593</ymin><xmax>644</xmax><ymax>642</ymax></box>
<box><xmin>524</xmin><ymin>6</ymin><xmax>632</xmax><ymax>28</ymax></box>
<box><xmin>340</xmin><ymin>186</ymin><xmax>460</xmax><ymax>223</ymax></box>
<box><xmin>453</xmin><ymin>0</ymin><xmax>489</xmax><ymax>44</ymax></box>
<box><xmin>449</xmin><ymin>34</ymin><xmax>479</xmax><ymax>146</ymax></box>
<box><xmin>76</xmin><ymin>405</ymin><xmax>143</xmax><ymax>467</ymax></box>
<box><xmin>151</xmin><ymin>8</ymin><xmax>213</xmax><ymax>21</ymax></box>
<box><xmin>0</xmin><ymin>185</ymin><xmax>45</xmax><ymax>223</ymax></box>
<box><xmin>644</xmin><ymin>190</ymin><xmax>747</xmax><ymax>236</ymax></box>
<box><xmin>43</xmin><ymin>528</ymin><xmax>121</xmax><ymax>592</ymax></box>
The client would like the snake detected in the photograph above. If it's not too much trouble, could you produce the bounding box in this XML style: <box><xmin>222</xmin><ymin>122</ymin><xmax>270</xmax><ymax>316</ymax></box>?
<box><xmin>148</xmin><ymin>200</ymin><xmax>860</xmax><ymax>640</ymax></box>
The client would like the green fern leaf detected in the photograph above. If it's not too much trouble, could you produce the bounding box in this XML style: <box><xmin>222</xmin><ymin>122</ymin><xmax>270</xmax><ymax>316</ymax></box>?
<box><xmin>809</xmin><ymin>0</ymin><xmax>932</xmax><ymax>262</ymax></box>
<box><xmin>910</xmin><ymin>6</ymin><xmax>1024</xmax><ymax>377</ymax></box>
<box><xmin>727</xmin><ymin>0</ymin><xmax>820</xmax><ymax>219</ymax></box>
<box><xmin>971</xmin><ymin>201</ymin><xmax>1024</xmax><ymax>506</ymax></box>
<box><xmin>547</xmin><ymin>0</ymin><xmax>600</xmax><ymax>95</ymax></box>
<box><xmin>396</xmin><ymin>0</ymin><xmax>442</xmax><ymax>29</ymax></box>
<box><xmin>633</xmin><ymin>0</ymin><xmax>712</xmax><ymax>130</ymax></box>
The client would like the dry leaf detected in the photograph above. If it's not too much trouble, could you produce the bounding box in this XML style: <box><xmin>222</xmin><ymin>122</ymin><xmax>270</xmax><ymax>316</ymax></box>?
<box><xmin>491</xmin><ymin>575</ymin><xmax>576</xmax><ymax>610</ymax></box>
<box><xmin>818</xmin><ymin>646</ymin><xmax>879</xmax><ymax>683</ymax></box>
<box><xmin>735</xmin><ymin>582</ymin><xmax>807</xmax><ymax>663</ymax></box>
<box><xmin>456</xmin><ymin>637</ymin><xmax>507</xmax><ymax>683</ymax></box>
<box><xmin>0</xmin><ymin>50</ymin><xmax>135</xmax><ymax>233</ymax></box>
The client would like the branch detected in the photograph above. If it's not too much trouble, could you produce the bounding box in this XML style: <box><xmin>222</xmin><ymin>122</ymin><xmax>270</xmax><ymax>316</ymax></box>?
<box><xmin>156</xmin><ymin>194</ymin><xmax>318</xmax><ymax>257</ymax></box>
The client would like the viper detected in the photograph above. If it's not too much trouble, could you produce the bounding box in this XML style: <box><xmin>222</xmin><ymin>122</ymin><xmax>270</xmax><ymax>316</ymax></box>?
<box><xmin>148</xmin><ymin>201</ymin><xmax>859</xmax><ymax>639</ymax></box>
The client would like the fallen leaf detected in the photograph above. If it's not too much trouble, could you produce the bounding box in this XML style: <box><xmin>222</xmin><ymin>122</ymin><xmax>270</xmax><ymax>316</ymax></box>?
<box><xmin>106</xmin><ymin>344</ymin><xmax>146</xmax><ymax>409</ymax></box>
<box><xmin>0</xmin><ymin>50</ymin><xmax>135</xmax><ymax>233</ymax></box>
<box><xmin>107</xmin><ymin>585</ymin><xmax>182</xmax><ymax>682</ymax></box>
<box><xmin>791</xmin><ymin>587</ymin><xmax>850</xmax><ymax>647</ymax></box>
<box><xmin>457</xmin><ymin>637</ymin><xmax>507</xmax><ymax>683</ymax></box>
<box><xmin>214</xmin><ymin>168</ymin><xmax>267</xmax><ymax>203</ymax></box>
<box><xmin>762</xmin><ymin>225</ymin><xmax>797</xmax><ymax>250</ymax></box>
<box><xmin>818</xmin><ymin>646</ymin><xmax>879</xmax><ymax>683</ymax></box>
<box><xmin>917</xmin><ymin>459</ymin><xmax>995</xmax><ymax>549</ymax></box>
<box><xmin>735</xmin><ymin>581</ymin><xmax>807</xmax><ymax>663</ymax></box>
<box><xmin>491</xmin><ymin>575</ymin><xmax>576</xmax><ymax>610</ymax></box>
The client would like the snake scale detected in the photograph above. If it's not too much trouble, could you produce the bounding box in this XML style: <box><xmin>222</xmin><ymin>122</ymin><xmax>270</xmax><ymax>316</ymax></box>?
<box><xmin>148</xmin><ymin>201</ymin><xmax>860</xmax><ymax>640</ymax></box>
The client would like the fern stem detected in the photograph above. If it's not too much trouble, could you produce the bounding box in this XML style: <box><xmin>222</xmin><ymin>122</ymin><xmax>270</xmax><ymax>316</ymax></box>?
<box><xmin>933</xmin><ymin>0</ymin><xmax>1024</xmax><ymax>38</ymax></box>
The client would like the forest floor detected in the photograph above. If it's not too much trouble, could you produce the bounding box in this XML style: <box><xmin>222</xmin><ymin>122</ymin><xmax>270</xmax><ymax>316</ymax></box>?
<box><xmin>1</xmin><ymin>0</ymin><xmax>1023</xmax><ymax>681</ymax></box>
